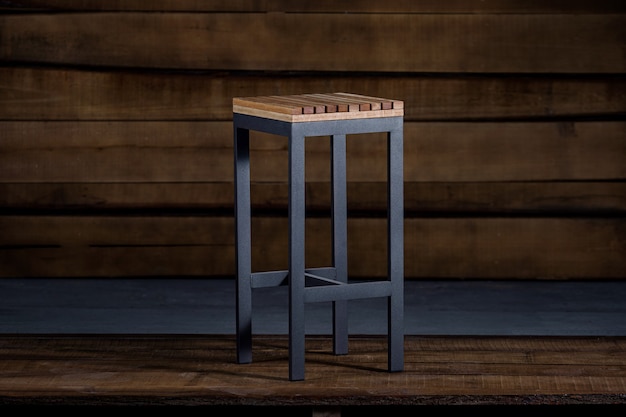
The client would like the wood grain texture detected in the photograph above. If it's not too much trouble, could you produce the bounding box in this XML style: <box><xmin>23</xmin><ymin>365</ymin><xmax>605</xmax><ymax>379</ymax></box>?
<box><xmin>1</xmin><ymin>13</ymin><xmax>624</xmax><ymax>73</ymax></box>
<box><xmin>1</xmin><ymin>121</ymin><xmax>623</xmax><ymax>183</ymax></box>
<box><xmin>4</xmin><ymin>0</ymin><xmax>625</xmax><ymax>13</ymax></box>
<box><xmin>2</xmin><ymin>182</ymin><xmax>625</xmax><ymax>214</ymax></box>
<box><xmin>233</xmin><ymin>105</ymin><xmax>403</xmax><ymax>123</ymax></box>
<box><xmin>0</xmin><ymin>335</ymin><xmax>624</xmax><ymax>405</ymax></box>
<box><xmin>0</xmin><ymin>3</ymin><xmax>624</xmax><ymax>283</ymax></box>
<box><xmin>2</xmin><ymin>68</ymin><xmax>623</xmax><ymax>121</ymax></box>
<box><xmin>0</xmin><ymin>216</ymin><xmax>623</xmax><ymax>279</ymax></box>
<box><xmin>232</xmin><ymin>92</ymin><xmax>404</xmax><ymax>121</ymax></box>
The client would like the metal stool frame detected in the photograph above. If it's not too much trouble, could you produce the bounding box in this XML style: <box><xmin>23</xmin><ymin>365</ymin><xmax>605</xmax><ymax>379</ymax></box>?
<box><xmin>234</xmin><ymin>112</ymin><xmax>404</xmax><ymax>381</ymax></box>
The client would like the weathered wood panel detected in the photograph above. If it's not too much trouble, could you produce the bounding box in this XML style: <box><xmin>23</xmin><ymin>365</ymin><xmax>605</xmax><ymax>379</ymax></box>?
<box><xmin>0</xmin><ymin>216</ymin><xmax>623</xmax><ymax>279</ymax></box>
<box><xmin>2</xmin><ymin>13</ymin><xmax>624</xmax><ymax>73</ymax></box>
<box><xmin>1</xmin><ymin>121</ymin><xmax>623</xmax><ymax>183</ymax></box>
<box><xmin>2</xmin><ymin>182</ymin><xmax>625</xmax><ymax>215</ymax></box>
<box><xmin>4</xmin><ymin>0</ymin><xmax>625</xmax><ymax>13</ymax></box>
<box><xmin>1</xmin><ymin>70</ymin><xmax>625</xmax><ymax>122</ymax></box>
<box><xmin>1</xmin><ymin>335</ymin><xmax>625</xmax><ymax>406</ymax></box>
<box><xmin>0</xmin><ymin>4</ymin><xmax>623</xmax><ymax>282</ymax></box>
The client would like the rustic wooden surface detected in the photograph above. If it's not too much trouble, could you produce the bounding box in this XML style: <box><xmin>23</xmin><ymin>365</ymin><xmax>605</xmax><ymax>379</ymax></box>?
<box><xmin>2</xmin><ymin>12</ymin><xmax>624</xmax><ymax>73</ymax></box>
<box><xmin>0</xmin><ymin>1</ymin><xmax>624</xmax><ymax>281</ymax></box>
<box><xmin>2</xmin><ymin>69</ymin><xmax>623</xmax><ymax>121</ymax></box>
<box><xmin>0</xmin><ymin>216</ymin><xmax>623</xmax><ymax>279</ymax></box>
<box><xmin>3</xmin><ymin>0</ymin><xmax>624</xmax><ymax>13</ymax></box>
<box><xmin>0</xmin><ymin>335</ymin><xmax>624</xmax><ymax>406</ymax></box>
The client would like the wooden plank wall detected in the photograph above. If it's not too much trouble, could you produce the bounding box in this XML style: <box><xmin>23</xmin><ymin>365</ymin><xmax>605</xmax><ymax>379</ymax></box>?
<box><xmin>0</xmin><ymin>1</ymin><xmax>625</xmax><ymax>280</ymax></box>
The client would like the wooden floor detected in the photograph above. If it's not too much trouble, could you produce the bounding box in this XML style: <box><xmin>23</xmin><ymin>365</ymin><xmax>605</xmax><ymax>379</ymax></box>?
<box><xmin>1</xmin><ymin>334</ymin><xmax>625</xmax><ymax>410</ymax></box>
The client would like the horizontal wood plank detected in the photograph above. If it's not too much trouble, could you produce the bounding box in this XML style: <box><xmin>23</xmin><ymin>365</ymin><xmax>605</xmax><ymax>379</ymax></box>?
<box><xmin>0</xmin><ymin>216</ymin><xmax>623</xmax><ymax>279</ymax></box>
<box><xmin>4</xmin><ymin>0</ymin><xmax>626</xmax><ymax>13</ymax></box>
<box><xmin>1</xmin><ymin>121</ymin><xmax>623</xmax><ymax>183</ymax></box>
<box><xmin>2</xmin><ymin>68</ymin><xmax>623</xmax><ymax>121</ymax></box>
<box><xmin>2</xmin><ymin>182</ymin><xmax>625</xmax><ymax>214</ymax></box>
<box><xmin>0</xmin><ymin>335</ymin><xmax>625</xmax><ymax>405</ymax></box>
<box><xmin>1</xmin><ymin>13</ymin><xmax>625</xmax><ymax>73</ymax></box>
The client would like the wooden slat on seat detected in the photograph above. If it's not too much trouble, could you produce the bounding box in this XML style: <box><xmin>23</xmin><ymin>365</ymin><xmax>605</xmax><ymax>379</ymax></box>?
<box><xmin>233</xmin><ymin>92</ymin><xmax>404</xmax><ymax>122</ymax></box>
<box><xmin>333</xmin><ymin>92</ymin><xmax>397</xmax><ymax>110</ymax></box>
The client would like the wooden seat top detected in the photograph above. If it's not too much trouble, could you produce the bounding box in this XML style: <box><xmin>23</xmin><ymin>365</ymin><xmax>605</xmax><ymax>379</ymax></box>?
<box><xmin>233</xmin><ymin>92</ymin><xmax>403</xmax><ymax>122</ymax></box>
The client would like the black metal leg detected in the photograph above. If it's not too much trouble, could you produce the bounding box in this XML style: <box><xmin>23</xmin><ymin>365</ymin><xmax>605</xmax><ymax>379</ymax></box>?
<box><xmin>289</xmin><ymin>127</ymin><xmax>306</xmax><ymax>381</ymax></box>
<box><xmin>234</xmin><ymin>125</ymin><xmax>252</xmax><ymax>364</ymax></box>
<box><xmin>331</xmin><ymin>134</ymin><xmax>348</xmax><ymax>355</ymax></box>
<box><xmin>388</xmin><ymin>126</ymin><xmax>404</xmax><ymax>372</ymax></box>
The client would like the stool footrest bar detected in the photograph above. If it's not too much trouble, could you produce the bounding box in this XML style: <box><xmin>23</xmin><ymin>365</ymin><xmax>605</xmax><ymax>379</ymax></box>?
<box><xmin>251</xmin><ymin>267</ymin><xmax>339</xmax><ymax>288</ymax></box>
<box><xmin>250</xmin><ymin>270</ymin><xmax>288</xmax><ymax>288</ymax></box>
<box><xmin>304</xmin><ymin>281</ymin><xmax>392</xmax><ymax>303</ymax></box>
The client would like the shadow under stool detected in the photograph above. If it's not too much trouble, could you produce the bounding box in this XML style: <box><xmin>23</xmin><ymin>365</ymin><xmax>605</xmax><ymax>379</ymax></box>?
<box><xmin>233</xmin><ymin>92</ymin><xmax>404</xmax><ymax>381</ymax></box>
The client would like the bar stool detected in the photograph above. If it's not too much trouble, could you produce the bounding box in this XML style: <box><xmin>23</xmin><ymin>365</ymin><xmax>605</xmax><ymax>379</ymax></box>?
<box><xmin>233</xmin><ymin>92</ymin><xmax>404</xmax><ymax>381</ymax></box>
